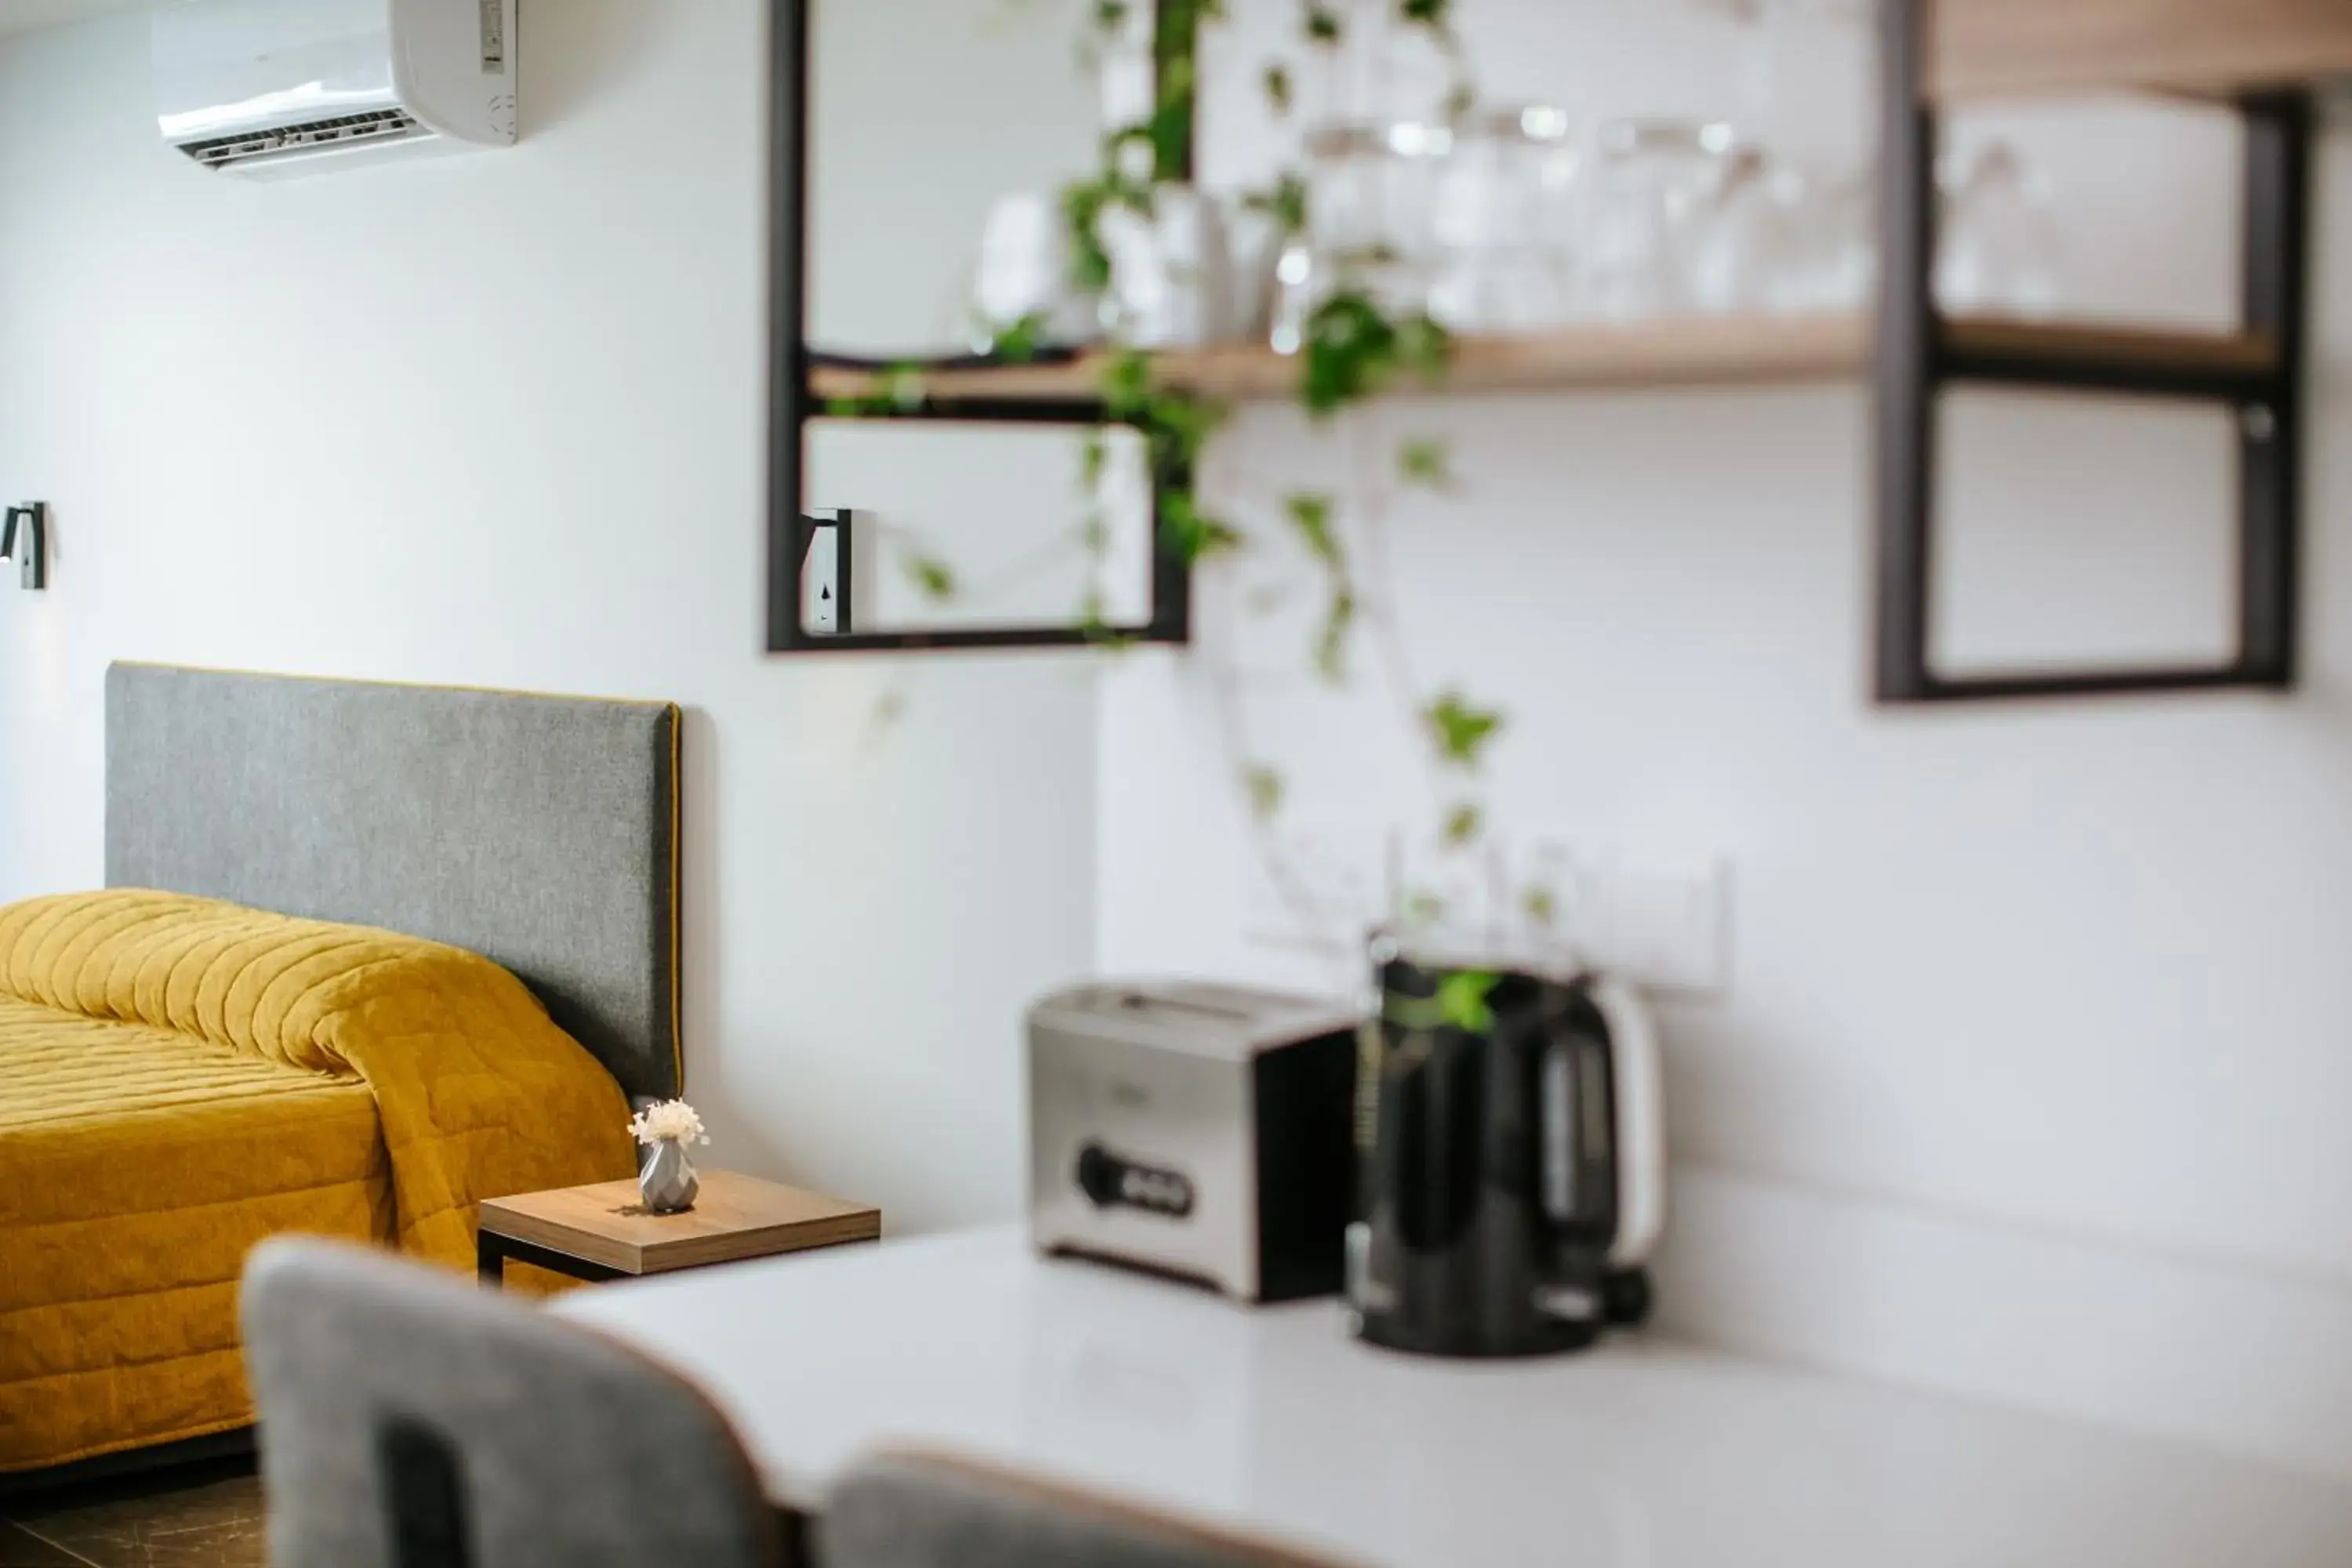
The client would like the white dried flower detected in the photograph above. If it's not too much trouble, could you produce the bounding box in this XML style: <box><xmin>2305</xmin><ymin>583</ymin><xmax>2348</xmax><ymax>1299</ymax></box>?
<box><xmin>627</xmin><ymin>1098</ymin><xmax>710</xmax><ymax>1149</ymax></box>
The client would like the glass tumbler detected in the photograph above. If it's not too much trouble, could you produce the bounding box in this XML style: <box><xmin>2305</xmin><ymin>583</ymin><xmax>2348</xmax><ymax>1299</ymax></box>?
<box><xmin>1274</xmin><ymin>120</ymin><xmax>1454</xmax><ymax>350</ymax></box>
<box><xmin>1938</xmin><ymin>138</ymin><xmax>2063</xmax><ymax>318</ymax></box>
<box><xmin>1426</xmin><ymin>105</ymin><xmax>1582</xmax><ymax>335</ymax></box>
<box><xmin>1681</xmin><ymin>142</ymin><xmax>1778</xmax><ymax>314</ymax></box>
<box><xmin>1582</xmin><ymin>118</ymin><xmax>1740</xmax><ymax>321</ymax></box>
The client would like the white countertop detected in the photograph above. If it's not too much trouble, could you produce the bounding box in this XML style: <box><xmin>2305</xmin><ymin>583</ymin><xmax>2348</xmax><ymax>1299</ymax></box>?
<box><xmin>554</xmin><ymin>1226</ymin><xmax>2352</xmax><ymax>1567</ymax></box>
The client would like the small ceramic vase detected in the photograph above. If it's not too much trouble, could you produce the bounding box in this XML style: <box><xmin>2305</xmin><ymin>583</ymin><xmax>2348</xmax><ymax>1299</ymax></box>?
<box><xmin>638</xmin><ymin>1139</ymin><xmax>700</xmax><ymax>1214</ymax></box>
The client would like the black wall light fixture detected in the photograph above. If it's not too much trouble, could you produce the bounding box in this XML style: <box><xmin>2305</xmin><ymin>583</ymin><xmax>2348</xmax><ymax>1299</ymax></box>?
<box><xmin>762</xmin><ymin>0</ymin><xmax>1195</xmax><ymax>655</ymax></box>
<box><xmin>0</xmin><ymin>503</ymin><xmax>45</xmax><ymax>592</ymax></box>
<box><xmin>797</xmin><ymin>508</ymin><xmax>854</xmax><ymax>637</ymax></box>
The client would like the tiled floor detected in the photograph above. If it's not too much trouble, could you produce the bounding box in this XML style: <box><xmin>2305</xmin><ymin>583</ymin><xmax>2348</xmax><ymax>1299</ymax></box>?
<box><xmin>0</xmin><ymin>1461</ymin><xmax>264</xmax><ymax>1568</ymax></box>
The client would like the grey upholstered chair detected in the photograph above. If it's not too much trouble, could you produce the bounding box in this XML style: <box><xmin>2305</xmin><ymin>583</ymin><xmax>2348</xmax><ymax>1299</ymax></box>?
<box><xmin>815</xmin><ymin>1450</ymin><xmax>1357</xmax><ymax>1568</ymax></box>
<box><xmin>241</xmin><ymin>1237</ymin><xmax>782</xmax><ymax>1568</ymax></box>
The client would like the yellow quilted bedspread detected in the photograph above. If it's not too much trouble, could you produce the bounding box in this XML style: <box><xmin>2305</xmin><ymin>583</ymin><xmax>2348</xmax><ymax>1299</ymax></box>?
<box><xmin>0</xmin><ymin>890</ymin><xmax>637</xmax><ymax>1472</ymax></box>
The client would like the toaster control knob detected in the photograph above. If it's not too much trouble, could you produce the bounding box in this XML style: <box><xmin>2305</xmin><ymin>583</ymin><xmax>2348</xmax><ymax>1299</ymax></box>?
<box><xmin>1073</xmin><ymin>1143</ymin><xmax>1196</xmax><ymax>1218</ymax></box>
<box><xmin>1076</xmin><ymin>1142</ymin><xmax>1124</xmax><ymax>1208</ymax></box>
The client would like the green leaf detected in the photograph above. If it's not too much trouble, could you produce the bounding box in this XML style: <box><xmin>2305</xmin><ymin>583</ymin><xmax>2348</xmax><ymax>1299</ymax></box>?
<box><xmin>823</xmin><ymin>364</ymin><xmax>927</xmax><ymax>419</ymax></box>
<box><xmin>1442</xmin><ymin>801</ymin><xmax>1482</xmax><ymax>844</ymax></box>
<box><xmin>1196</xmin><ymin>517</ymin><xmax>1244</xmax><ymax>557</ymax></box>
<box><xmin>902</xmin><ymin>554</ymin><xmax>956</xmax><ymax>603</ymax></box>
<box><xmin>1263</xmin><ymin>64</ymin><xmax>1293</xmax><ymax>114</ymax></box>
<box><xmin>988</xmin><ymin>310</ymin><xmax>1047</xmax><ymax>365</ymax></box>
<box><xmin>1162</xmin><ymin>495</ymin><xmax>1243</xmax><ymax>564</ymax></box>
<box><xmin>1241</xmin><ymin>172</ymin><xmax>1310</xmax><ymax>238</ymax></box>
<box><xmin>1436</xmin><ymin>970</ymin><xmax>1500</xmax><ymax>1033</ymax></box>
<box><xmin>1091</xmin><ymin>350</ymin><xmax>1148</xmax><ymax>423</ymax></box>
<box><xmin>1146</xmin><ymin>390</ymin><xmax>1225</xmax><ymax>466</ymax></box>
<box><xmin>1331</xmin><ymin>242</ymin><xmax>1402</xmax><ymax>278</ymax></box>
<box><xmin>1079</xmin><ymin>589</ymin><xmax>1138</xmax><ymax>651</ymax></box>
<box><xmin>1060</xmin><ymin>179</ymin><xmax>1116</xmax><ymax>294</ymax></box>
<box><xmin>1243</xmin><ymin>764</ymin><xmax>1284</xmax><ymax>821</ymax></box>
<box><xmin>1104</xmin><ymin>121</ymin><xmax>1161</xmax><ymax>184</ymax></box>
<box><xmin>1283</xmin><ymin>492</ymin><xmax>1341</xmax><ymax>565</ymax></box>
<box><xmin>1397</xmin><ymin>437</ymin><xmax>1453</xmax><ymax>489</ymax></box>
<box><xmin>1425</xmin><ymin>690</ymin><xmax>1504</xmax><ymax>768</ymax></box>
<box><xmin>1060</xmin><ymin>157</ymin><xmax>1156</xmax><ymax>297</ymax></box>
<box><xmin>1395</xmin><ymin>312</ymin><xmax>1454</xmax><ymax>381</ymax></box>
<box><xmin>1312</xmin><ymin>589</ymin><xmax>1356</xmax><ymax>684</ymax></box>
<box><xmin>1098</xmin><ymin>348</ymin><xmax>1156</xmax><ymax>421</ymax></box>
<box><xmin>1300</xmin><ymin>290</ymin><xmax>1400</xmax><ymax>416</ymax></box>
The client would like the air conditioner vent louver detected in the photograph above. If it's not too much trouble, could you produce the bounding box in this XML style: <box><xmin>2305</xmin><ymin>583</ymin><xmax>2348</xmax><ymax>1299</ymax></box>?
<box><xmin>157</xmin><ymin>0</ymin><xmax>515</xmax><ymax>180</ymax></box>
<box><xmin>177</xmin><ymin>107</ymin><xmax>425</xmax><ymax>169</ymax></box>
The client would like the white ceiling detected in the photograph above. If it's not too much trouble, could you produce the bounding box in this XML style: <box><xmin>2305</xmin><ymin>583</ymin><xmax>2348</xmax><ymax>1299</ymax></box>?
<box><xmin>0</xmin><ymin>0</ymin><xmax>157</xmax><ymax>39</ymax></box>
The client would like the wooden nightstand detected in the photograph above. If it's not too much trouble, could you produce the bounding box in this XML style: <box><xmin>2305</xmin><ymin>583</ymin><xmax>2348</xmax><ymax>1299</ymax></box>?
<box><xmin>477</xmin><ymin>1171</ymin><xmax>880</xmax><ymax>1285</ymax></box>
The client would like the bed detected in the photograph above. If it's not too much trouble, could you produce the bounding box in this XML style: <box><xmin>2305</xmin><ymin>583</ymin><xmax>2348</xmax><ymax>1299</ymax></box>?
<box><xmin>0</xmin><ymin>664</ymin><xmax>684</xmax><ymax>1476</ymax></box>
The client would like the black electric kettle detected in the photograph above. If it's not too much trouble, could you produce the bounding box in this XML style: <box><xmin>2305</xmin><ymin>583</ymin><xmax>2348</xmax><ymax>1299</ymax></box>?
<box><xmin>1347</xmin><ymin>939</ymin><xmax>1665</xmax><ymax>1358</ymax></box>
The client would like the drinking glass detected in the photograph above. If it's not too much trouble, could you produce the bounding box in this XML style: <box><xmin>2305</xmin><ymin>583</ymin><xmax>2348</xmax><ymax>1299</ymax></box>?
<box><xmin>1937</xmin><ymin>138</ymin><xmax>2063</xmax><ymax>318</ymax></box>
<box><xmin>1582</xmin><ymin>118</ymin><xmax>1740</xmax><ymax>320</ymax></box>
<box><xmin>1272</xmin><ymin>119</ymin><xmax>1453</xmax><ymax>350</ymax></box>
<box><xmin>1682</xmin><ymin>143</ymin><xmax>1780</xmax><ymax>314</ymax></box>
<box><xmin>1761</xmin><ymin>162</ymin><xmax>1873</xmax><ymax>314</ymax></box>
<box><xmin>1425</xmin><ymin>105</ymin><xmax>1582</xmax><ymax>334</ymax></box>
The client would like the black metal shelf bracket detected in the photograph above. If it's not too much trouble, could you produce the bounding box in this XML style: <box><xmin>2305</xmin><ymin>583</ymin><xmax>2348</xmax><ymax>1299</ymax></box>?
<box><xmin>763</xmin><ymin>0</ymin><xmax>1195</xmax><ymax>656</ymax></box>
<box><xmin>1873</xmin><ymin>0</ymin><xmax>2310</xmax><ymax>704</ymax></box>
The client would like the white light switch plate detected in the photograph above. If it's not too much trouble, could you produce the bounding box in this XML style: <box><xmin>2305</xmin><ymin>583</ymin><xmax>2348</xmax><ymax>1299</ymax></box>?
<box><xmin>1511</xmin><ymin>840</ymin><xmax>1732</xmax><ymax>998</ymax></box>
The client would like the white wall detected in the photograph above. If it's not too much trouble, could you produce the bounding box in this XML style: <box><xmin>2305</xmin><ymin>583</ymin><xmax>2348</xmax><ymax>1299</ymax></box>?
<box><xmin>1098</xmin><ymin>6</ymin><xmax>2352</xmax><ymax>1480</ymax></box>
<box><xmin>0</xmin><ymin>0</ymin><xmax>1102</xmax><ymax>1233</ymax></box>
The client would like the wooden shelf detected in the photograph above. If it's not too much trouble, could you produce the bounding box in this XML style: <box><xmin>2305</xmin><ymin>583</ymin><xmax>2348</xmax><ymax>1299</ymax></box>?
<box><xmin>808</xmin><ymin>316</ymin><xmax>2279</xmax><ymax>410</ymax></box>
<box><xmin>1931</xmin><ymin>0</ymin><xmax>2352</xmax><ymax>102</ymax></box>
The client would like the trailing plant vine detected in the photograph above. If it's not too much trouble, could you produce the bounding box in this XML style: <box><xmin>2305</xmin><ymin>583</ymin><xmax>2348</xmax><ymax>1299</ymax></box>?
<box><xmin>1077</xmin><ymin>1</ymin><xmax>1510</xmax><ymax>946</ymax></box>
<box><xmin>848</xmin><ymin>0</ymin><xmax>1518</xmax><ymax>952</ymax></box>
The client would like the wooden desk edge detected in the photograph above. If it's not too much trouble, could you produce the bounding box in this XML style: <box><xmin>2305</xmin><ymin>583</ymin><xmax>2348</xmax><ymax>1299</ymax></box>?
<box><xmin>480</xmin><ymin>1197</ymin><xmax>882</xmax><ymax>1276</ymax></box>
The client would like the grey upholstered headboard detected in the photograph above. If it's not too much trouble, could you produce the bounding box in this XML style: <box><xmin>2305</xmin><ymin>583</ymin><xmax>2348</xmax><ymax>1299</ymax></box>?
<box><xmin>105</xmin><ymin>663</ymin><xmax>682</xmax><ymax>1102</ymax></box>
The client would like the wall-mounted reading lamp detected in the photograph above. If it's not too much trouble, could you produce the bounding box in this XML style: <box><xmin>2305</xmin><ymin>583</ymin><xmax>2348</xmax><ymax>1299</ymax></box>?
<box><xmin>0</xmin><ymin>503</ymin><xmax>45</xmax><ymax>591</ymax></box>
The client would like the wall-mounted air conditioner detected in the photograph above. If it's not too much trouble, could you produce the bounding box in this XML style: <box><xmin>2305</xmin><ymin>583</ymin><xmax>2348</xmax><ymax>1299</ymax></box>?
<box><xmin>154</xmin><ymin>0</ymin><xmax>517</xmax><ymax>178</ymax></box>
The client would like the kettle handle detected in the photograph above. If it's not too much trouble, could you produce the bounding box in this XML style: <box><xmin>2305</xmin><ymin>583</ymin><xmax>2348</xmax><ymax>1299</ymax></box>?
<box><xmin>1588</xmin><ymin>977</ymin><xmax>1667</xmax><ymax>1269</ymax></box>
<box><xmin>1531</xmin><ymin>976</ymin><xmax>1668</xmax><ymax>1269</ymax></box>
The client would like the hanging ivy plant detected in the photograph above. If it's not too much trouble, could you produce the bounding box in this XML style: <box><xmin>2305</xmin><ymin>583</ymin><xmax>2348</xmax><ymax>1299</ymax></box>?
<box><xmin>890</xmin><ymin>0</ymin><xmax>1512</xmax><ymax>946</ymax></box>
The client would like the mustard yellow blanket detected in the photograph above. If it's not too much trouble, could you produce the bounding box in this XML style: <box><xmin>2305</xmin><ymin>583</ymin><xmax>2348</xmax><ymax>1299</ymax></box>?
<box><xmin>0</xmin><ymin>890</ymin><xmax>636</xmax><ymax>1472</ymax></box>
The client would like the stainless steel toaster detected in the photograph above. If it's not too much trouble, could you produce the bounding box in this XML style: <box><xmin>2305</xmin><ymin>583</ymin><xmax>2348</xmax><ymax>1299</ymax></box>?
<box><xmin>1026</xmin><ymin>980</ymin><xmax>1359</xmax><ymax>1302</ymax></box>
